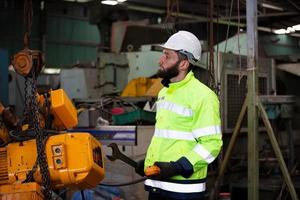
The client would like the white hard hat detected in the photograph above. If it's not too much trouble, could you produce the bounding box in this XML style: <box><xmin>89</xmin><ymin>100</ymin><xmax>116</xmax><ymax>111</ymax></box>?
<box><xmin>160</xmin><ymin>30</ymin><xmax>201</xmax><ymax>62</ymax></box>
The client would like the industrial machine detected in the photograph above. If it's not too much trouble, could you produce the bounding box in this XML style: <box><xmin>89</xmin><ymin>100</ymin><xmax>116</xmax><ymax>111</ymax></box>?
<box><xmin>60</xmin><ymin>44</ymin><xmax>162</xmax><ymax>99</ymax></box>
<box><xmin>0</xmin><ymin>48</ymin><xmax>105</xmax><ymax>200</ymax></box>
<box><xmin>0</xmin><ymin>91</ymin><xmax>105</xmax><ymax>199</ymax></box>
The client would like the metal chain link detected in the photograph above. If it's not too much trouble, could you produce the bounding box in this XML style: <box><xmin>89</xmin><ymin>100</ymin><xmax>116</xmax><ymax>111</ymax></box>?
<box><xmin>20</xmin><ymin>1</ymin><xmax>52</xmax><ymax>197</ymax></box>
<box><xmin>22</xmin><ymin>78</ymin><xmax>40</xmax><ymax>184</ymax></box>
<box><xmin>22</xmin><ymin>70</ymin><xmax>52</xmax><ymax>199</ymax></box>
<box><xmin>22</xmin><ymin>77</ymin><xmax>29</xmax><ymax>125</ymax></box>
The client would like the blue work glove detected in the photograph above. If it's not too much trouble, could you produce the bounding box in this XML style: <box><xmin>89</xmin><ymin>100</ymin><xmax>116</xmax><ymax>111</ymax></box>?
<box><xmin>149</xmin><ymin>157</ymin><xmax>193</xmax><ymax>180</ymax></box>
<box><xmin>135</xmin><ymin>159</ymin><xmax>145</xmax><ymax>176</ymax></box>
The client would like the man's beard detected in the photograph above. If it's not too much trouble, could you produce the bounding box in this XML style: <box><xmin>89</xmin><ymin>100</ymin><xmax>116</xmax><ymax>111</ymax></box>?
<box><xmin>157</xmin><ymin>60</ymin><xmax>180</xmax><ymax>80</ymax></box>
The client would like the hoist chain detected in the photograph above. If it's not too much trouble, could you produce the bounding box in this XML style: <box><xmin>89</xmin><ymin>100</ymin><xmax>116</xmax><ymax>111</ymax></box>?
<box><xmin>19</xmin><ymin>1</ymin><xmax>52</xmax><ymax>198</ymax></box>
<box><xmin>23</xmin><ymin>70</ymin><xmax>52</xmax><ymax>199</ymax></box>
<box><xmin>22</xmin><ymin>77</ymin><xmax>30</xmax><ymax>125</ymax></box>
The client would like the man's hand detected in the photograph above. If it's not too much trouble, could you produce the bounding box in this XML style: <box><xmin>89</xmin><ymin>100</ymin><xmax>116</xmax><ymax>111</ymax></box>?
<box><xmin>148</xmin><ymin>157</ymin><xmax>194</xmax><ymax>180</ymax></box>
<box><xmin>149</xmin><ymin>161</ymin><xmax>181</xmax><ymax>180</ymax></box>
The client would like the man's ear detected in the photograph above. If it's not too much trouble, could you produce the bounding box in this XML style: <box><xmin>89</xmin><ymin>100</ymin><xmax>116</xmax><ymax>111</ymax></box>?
<box><xmin>179</xmin><ymin>60</ymin><xmax>190</xmax><ymax>71</ymax></box>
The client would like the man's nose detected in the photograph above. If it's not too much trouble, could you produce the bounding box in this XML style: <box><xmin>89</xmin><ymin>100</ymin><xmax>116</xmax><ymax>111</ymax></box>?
<box><xmin>158</xmin><ymin>56</ymin><xmax>164</xmax><ymax>66</ymax></box>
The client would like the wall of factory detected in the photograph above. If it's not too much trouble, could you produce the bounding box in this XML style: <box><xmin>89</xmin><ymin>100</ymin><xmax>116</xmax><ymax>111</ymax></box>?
<box><xmin>0</xmin><ymin>8</ymin><xmax>40</xmax><ymax>57</ymax></box>
<box><xmin>0</xmin><ymin>0</ymin><xmax>100</xmax><ymax>68</ymax></box>
<box><xmin>46</xmin><ymin>14</ymin><xmax>99</xmax><ymax>67</ymax></box>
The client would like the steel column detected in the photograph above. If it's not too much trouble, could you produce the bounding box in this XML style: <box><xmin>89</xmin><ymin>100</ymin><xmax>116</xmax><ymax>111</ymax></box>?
<box><xmin>246</xmin><ymin>0</ymin><xmax>259</xmax><ymax>199</ymax></box>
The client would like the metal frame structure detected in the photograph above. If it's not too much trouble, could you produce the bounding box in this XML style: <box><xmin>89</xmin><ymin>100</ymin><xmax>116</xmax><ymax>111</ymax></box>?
<box><xmin>210</xmin><ymin>0</ymin><xmax>299</xmax><ymax>199</ymax></box>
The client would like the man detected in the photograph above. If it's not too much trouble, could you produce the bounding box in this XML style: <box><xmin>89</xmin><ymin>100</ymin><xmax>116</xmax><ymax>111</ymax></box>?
<box><xmin>136</xmin><ymin>30</ymin><xmax>222</xmax><ymax>200</ymax></box>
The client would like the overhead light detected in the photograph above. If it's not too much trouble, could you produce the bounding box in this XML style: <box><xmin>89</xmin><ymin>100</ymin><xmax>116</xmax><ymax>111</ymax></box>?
<box><xmin>101</xmin><ymin>0</ymin><xmax>118</xmax><ymax>5</ymax></box>
<box><xmin>40</xmin><ymin>1</ymin><xmax>44</xmax><ymax>10</ymax></box>
<box><xmin>274</xmin><ymin>24</ymin><xmax>300</xmax><ymax>34</ymax></box>
<box><xmin>293</xmin><ymin>24</ymin><xmax>300</xmax><ymax>31</ymax></box>
<box><xmin>43</xmin><ymin>68</ymin><xmax>61</xmax><ymax>74</ymax></box>
<box><xmin>261</xmin><ymin>3</ymin><xmax>284</xmax><ymax>11</ymax></box>
<box><xmin>274</xmin><ymin>29</ymin><xmax>286</xmax><ymax>34</ymax></box>
<box><xmin>286</xmin><ymin>27</ymin><xmax>296</xmax><ymax>34</ymax></box>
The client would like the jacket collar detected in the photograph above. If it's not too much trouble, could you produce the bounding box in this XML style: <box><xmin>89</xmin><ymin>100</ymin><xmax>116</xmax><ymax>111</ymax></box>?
<box><xmin>169</xmin><ymin>71</ymin><xmax>194</xmax><ymax>88</ymax></box>
<box><xmin>161</xmin><ymin>71</ymin><xmax>194</xmax><ymax>92</ymax></box>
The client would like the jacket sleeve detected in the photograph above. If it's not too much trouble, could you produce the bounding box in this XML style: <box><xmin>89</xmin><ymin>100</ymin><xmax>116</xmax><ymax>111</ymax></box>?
<box><xmin>184</xmin><ymin>93</ymin><xmax>223</xmax><ymax>170</ymax></box>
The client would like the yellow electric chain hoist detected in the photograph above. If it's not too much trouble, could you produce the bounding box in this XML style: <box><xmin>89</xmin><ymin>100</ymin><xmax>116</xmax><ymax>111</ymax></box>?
<box><xmin>0</xmin><ymin>13</ymin><xmax>105</xmax><ymax>200</ymax></box>
<box><xmin>0</xmin><ymin>89</ymin><xmax>105</xmax><ymax>200</ymax></box>
<box><xmin>0</xmin><ymin>0</ymin><xmax>105</xmax><ymax>199</ymax></box>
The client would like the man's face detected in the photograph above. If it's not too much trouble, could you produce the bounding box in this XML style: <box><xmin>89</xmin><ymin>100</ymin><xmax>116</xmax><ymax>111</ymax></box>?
<box><xmin>157</xmin><ymin>49</ymin><xmax>181</xmax><ymax>79</ymax></box>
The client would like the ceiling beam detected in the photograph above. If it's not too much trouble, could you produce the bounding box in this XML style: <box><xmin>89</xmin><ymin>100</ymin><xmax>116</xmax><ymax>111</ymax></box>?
<box><xmin>125</xmin><ymin>3</ymin><xmax>300</xmax><ymax>37</ymax></box>
<box><xmin>286</xmin><ymin>0</ymin><xmax>300</xmax><ymax>11</ymax></box>
<box><xmin>221</xmin><ymin>11</ymin><xmax>299</xmax><ymax>20</ymax></box>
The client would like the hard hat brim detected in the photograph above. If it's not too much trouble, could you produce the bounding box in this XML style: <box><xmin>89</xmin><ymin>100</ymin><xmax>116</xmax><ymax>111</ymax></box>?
<box><xmin>157</xmin><ymin>44</ymin><xmax>181</xmax><ymax>51</ymax></box>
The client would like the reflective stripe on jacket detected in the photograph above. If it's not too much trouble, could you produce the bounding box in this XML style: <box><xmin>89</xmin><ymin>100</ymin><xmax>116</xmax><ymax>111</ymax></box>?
<box><xmin>144</xmin><ymin>71</ymin><xmax>223</xmax><ymax>193</ymax></box>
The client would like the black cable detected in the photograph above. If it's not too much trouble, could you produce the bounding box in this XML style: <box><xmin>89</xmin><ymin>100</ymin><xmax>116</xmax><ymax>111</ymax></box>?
<box><xmin>8</xmin><ymin>129</ymin><xmax>64</xmax><ymax>142</ymax></box>
<box><xmin>99</xmin><ymin>177</ymin><xmax>146</xmax><ymax>187</ymax></box>
<box><xmin>44</xmin><ymin>92</ymin><xmax>52</xmax><ymax>129</ymax></box>
<box><xmin>80</xmin><ymin>190</ymin><xmax>86</xmax><ymax>200</ymax></box>
<box><xmin>22</xmin><ymin>159</ymin><xmax>38</xmax><ymax>183</ymax></box>
<box><xmin>52</xmin><ymin>177</ymin><xmax>146</xmax><ymax>200</ymax></box>
<box><xmin>54</xmin><ymin>188</ymin><xmax>69</xmax><ymax>200</ymax></box>
<box><xmin>0</xmin><ymin>140</ymin><xmax>10</xmax><ymax>148</ymax></box>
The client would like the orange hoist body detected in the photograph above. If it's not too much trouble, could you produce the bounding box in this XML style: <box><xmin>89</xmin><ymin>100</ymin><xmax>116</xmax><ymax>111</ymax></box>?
<box><xmin>0</xmin><ymin>133</ymin><xmax>105</xmax><ymax>199</ymax></box>
<box><xmin>0</xmin><ymin>89</ymin><xmax>105</xmax><ymax>200</ymax></box>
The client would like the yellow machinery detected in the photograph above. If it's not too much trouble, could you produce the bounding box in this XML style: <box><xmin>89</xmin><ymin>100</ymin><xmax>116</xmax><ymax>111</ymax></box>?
<box><xmin>0</xmin><ymin>89</ymin><xmax>105</xmax><ymax>199</ymax></box>
<box><xmin>0</xmin><ymin>1</ymin><xmax>105</xmax><ymax>197</ymax></box>
<box><xmin>120</xmin><ymin>77</ymin><xmax>163</xmax><ymax>97</ymax></box>
<box><xmin>0</xmin><ymin>133</ymin><xmax>104</xmax><ymax>197</ymax></box>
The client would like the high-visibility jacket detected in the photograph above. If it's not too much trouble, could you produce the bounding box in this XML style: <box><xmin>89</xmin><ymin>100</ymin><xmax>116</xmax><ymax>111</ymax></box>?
<box><xmin>144</xmin><ymin>71</ymin><xmax>222</xmax><ymax>197</ymax></box>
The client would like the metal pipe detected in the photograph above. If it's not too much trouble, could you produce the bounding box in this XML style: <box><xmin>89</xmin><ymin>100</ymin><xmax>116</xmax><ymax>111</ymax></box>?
<box><xmin>209</xmin><ymin>0</ymin><xmax>215</xmax><ymax>89</ymax></box>
<box><xmin>221</xmin><ymin>11</ymin><xmax>299</xmax><ymax>20</ymax></box>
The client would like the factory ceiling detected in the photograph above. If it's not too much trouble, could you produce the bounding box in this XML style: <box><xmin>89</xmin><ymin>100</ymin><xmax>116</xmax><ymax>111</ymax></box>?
<box><xmin>126</xmin><ymin>0</ymin><xmax>300</xmax><ymax>25</ymax></box>
<box><xmin>103</xmin><ymin>0</ymin><xmax>300</xmax><ymax>35</ymax></box>
<box><xmin>10</xmin><ymin>0</ymin><xmax>300</xmax><ymax>36</ymax></box>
